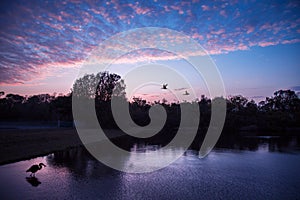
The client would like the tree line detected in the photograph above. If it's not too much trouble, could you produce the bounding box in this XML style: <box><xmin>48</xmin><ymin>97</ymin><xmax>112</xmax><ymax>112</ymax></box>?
<box><xmin>0</xmin><ymin>71</ymin><xmax>299</xmax><ymax>135</ymax></box>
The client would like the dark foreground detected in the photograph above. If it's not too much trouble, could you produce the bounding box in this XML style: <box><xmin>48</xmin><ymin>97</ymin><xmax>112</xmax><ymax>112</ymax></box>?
<box><xmin>0</xmin><ymin>128</ymin><xmax>125</xmax><ymax>165</ymax></box>
<box><xmin>0</xmin><ymin>139</ymin><xmax>300</xmax><ymax>199</ymax></box>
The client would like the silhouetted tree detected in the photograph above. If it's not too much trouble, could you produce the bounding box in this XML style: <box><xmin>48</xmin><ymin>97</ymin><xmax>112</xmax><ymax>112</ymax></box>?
<box><xmin>72</xmin><ymin>71</ymin><xmax>126</xmax><ymax>101</ymax></box>
<box><xmin>228</xmin><ymin>95</ymin><xmax>248</xmax><ymax>112</ymax></box>
<box><xmin>0</xmin><ymin>75</ymin><xmax>299</xmax><ymax>136</ymax></box>
<box><xmin>269</xmin><ymin>90</ymin><xmax>299</xmax><ymax>112</ymax></box>
<box><xmin>52</xmin><ymin>93</ymin><xmax>72</xmax><ymax>121</ymax></box>
<box><xmin>258</xmin><ymin>90</ymin><xmax>300</xmax><ymax>131</ymax></box>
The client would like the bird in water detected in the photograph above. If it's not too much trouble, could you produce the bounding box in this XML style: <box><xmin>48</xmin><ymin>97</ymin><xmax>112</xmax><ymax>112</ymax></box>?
<box><xmin>183</xmin><ymin>90</ymin><xmax>190</xmax><ymax>95</ymax></box>
<box><xmin>162</xmin><ymin>84</ymin><xmax>168</xmax><ymax>89</ymax></box>
<box><xmin>26</xmin><ymin>163</ymin><xmax>46</xmax><ymax>177</ymax></box>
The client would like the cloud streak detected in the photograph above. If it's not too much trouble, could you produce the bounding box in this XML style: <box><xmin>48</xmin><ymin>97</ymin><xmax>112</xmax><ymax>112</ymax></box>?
<box><xmin>0</xmin><ymin>0</ymin><xmax>299</xmax><ymax>84</ymax></box>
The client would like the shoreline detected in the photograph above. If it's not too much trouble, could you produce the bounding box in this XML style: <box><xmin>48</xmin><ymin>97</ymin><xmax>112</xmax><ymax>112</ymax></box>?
<box><xmin>0</xmin><ymin>128</ymin><xmax>125</xmax><ymax>165</ymax></box>
<box><xmin>1</xmin><ymin>127</ymin><xmax>299</xmax><ymax>165</ymax></box>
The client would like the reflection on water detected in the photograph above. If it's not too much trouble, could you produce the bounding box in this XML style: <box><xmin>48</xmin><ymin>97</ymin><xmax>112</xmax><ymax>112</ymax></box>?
<box><xmin>216</xmin><ymin>136</ymin><xmax>300</xmax><ymax>152</ymax></box>
<box><xmin>26</xmin><ymin>177</ymin><xmax>41</xmax><ymax>187</ymax></box>
<box><xmin>0</xmin><ymin>136</ymin><xmax>300</xmax><ymax>199</ymax></box>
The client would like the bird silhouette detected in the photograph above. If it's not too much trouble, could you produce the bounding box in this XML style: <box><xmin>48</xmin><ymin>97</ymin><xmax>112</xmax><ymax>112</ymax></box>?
<box><xmin>183</xmin><ymin>90</ymin><xmax>190</xmax><ymax>95</ymax></box>
<box><xmin>26</xmin><ymin>163</ymin><xmax>46</xmax><ymax>177</ymax></box>
<box><xmin>162</xmin><ymin>84</ymin><xmax>168</xmax><ymax>89</ymax></box>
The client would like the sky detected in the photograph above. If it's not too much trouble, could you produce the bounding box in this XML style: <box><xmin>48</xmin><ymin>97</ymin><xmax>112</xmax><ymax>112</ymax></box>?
<box><xmin>0</xmin><ymin>0</ymin><xmax>299</xmax><ymax>102</ymax></box>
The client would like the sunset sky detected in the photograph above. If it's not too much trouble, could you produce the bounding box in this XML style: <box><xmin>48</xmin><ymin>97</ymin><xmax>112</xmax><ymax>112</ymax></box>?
<box><xmin>0</xmin><ymin>0</ymin><xmax>299</xmax><ymax>102</ymax></box>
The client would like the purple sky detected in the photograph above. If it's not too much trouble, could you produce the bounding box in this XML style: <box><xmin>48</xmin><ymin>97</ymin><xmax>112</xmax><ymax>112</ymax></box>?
<box><xmin>0</xmin><ymin>0</ymin><xmax>299</xmax><ymax>101</ymax></box>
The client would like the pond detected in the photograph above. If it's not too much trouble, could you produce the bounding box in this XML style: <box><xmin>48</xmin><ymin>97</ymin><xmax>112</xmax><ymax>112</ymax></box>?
<box><xmin>0</xmin><ymin>136</ymin><xmax>300</xmax><ymax>199</ymax></box>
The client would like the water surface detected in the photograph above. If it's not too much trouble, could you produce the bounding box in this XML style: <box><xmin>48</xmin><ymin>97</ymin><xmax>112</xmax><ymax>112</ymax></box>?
<box><xmin>0</xmin><ymin>137</ymin><xmax>300</xmax><ymax>199</ymax></box>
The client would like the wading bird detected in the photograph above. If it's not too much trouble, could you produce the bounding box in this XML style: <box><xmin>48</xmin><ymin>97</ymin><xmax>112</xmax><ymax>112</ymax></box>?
<box><xmin>162</xmin><ymin>84</ymin><xmax>168</xmax><ymax>89</ymax></box>
<box><xmin>26</xmin><ymin>163</ymin><xmax>46</xmax><ymax>177</ymax></box>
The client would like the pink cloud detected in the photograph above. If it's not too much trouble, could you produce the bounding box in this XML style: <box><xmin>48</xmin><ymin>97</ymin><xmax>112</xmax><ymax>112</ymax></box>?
<box><xmin>69</xmin><ymin>25</ymin><xmax>82</xmax><ymax>32</ymax></box>
<box><xmin>220</xmin><ymin>10</ymin><xmax>227</xmax><ymax>17</ymax></box>
<box><xmin>43</xmin><ymin>21</ymin><xmax>64</xmax><ymax>30</ymax></box>
<box><xmin>258</xmin><ymin>41</ymin><xmax>278</xmax><ymax>47</ymax></box>
<box><xmin>259</xmin><ymin>22</ymin><xmax>282</xmax><ymax>34</ymax></box>
<box><xmin>163</xmin><ymin>6</ymin><xmax>170</xmax><ymax>12</ymax></box>
<box><xmin>0</xmin><ymin>81</ymin><xmax>25</xmax><ymax>86</ymax></box>
<box><xmin>135</xmin><ymin>7</ymin><xmax>151</xmax><ymax>15</ymax></box>
<box><xmin>201</xmin><ymin>5</ymin><xmax>210</xmax><ymax>11</ymax></box>
<box><xmin>127</xmin><ymin>3</ymin><xmax>151</xmax><ymax>15</ymax></box>
<box><xmin>237</xmin><ymin>43</ymin><xmax>249</xmax><ymax>50</ymax></box>
<box><xmin>211</xmin><ymin>29</ymin><xmax>225</xmax><ymax>35</ymax></box>
<box><xmin>90</xmin><ymin>8</ymin><xmax>114</xmax><ymax>23</ymax></box>
<box><xmin>48</xmin><ymin>13</ymin><xmax>63</xmax><ymax>22</ymax></box>
<box><xmin>260</xmin><ymin>23</ymin><xmax>271</xmax><ymax>30</ymax></box>
<box><xmin>281</xmin><ymin>39</ymin><xmax>300</xmax><ymax>44</ymax></box>
<box><xmin>206</xmin><ymin>43</ymin><xmax>249</xmax><ymax>55</ymax></box>
<box><xmin>192</xmin><ymin>33</ymin><xmax>204</xmax><ymax>40</ymax></box>
<box><xmin>60</xmin><ymin>11</ymin><xmax>71</xmax><ymax>18</ymax></box>
<box><xmin>81</xmin><ymin>11</ymin><xmax>94</xmax><ymax>24</ymax></box>
<box><xmin>169</xmin><ymin>5</ymin><xmax>185</xmax><ymax>15</ymax></box>
<box><xmin>246</xmin><ymin>26</ymin><xmax>255</xmax><ymax>34</ymax></box>
<box><xmin>118</xmin><ymin>15</ymin><xmax>127</xmax><ymax>20</ymax></box>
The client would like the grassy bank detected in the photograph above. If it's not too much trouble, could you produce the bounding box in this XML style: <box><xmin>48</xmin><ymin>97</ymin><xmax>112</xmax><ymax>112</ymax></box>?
<box><xmin>0</xmin><ymin>128</ymin><xmax>124</xmax><ymax>165</ymax></box>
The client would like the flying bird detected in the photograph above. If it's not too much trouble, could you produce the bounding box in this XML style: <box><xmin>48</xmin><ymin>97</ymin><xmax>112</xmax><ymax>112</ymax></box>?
<box><xmin>183</xmin><ymin>90</ymin><xmax>190</xmax><ymax>95</ymax></box>
<box><xmin>26</xmin><ymin>163</ymin><xmax>46</xmax><ymax>177</ymax></box>
<box><xmin>162</xmin><ymin>84</ymin><xmax>168</xmax><ymax>89</ymax></box>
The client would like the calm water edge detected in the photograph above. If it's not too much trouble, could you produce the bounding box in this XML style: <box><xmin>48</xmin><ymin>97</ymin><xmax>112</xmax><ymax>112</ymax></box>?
<box><xmin>0</xmin><ymin>136</ymin><xmax>300</xmax><ymax>199</ymax></box>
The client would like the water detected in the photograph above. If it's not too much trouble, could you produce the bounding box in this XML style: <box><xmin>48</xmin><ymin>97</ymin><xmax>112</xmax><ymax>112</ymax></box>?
<box><xmin>0</xmin><ymin>121</ymin><xmax>73</xmax><ymax>129</ymax></box>
<box><xmin>1</xmin><ymin>137</ymin><xmax>300</xmax><ymax>199</ymax></box>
